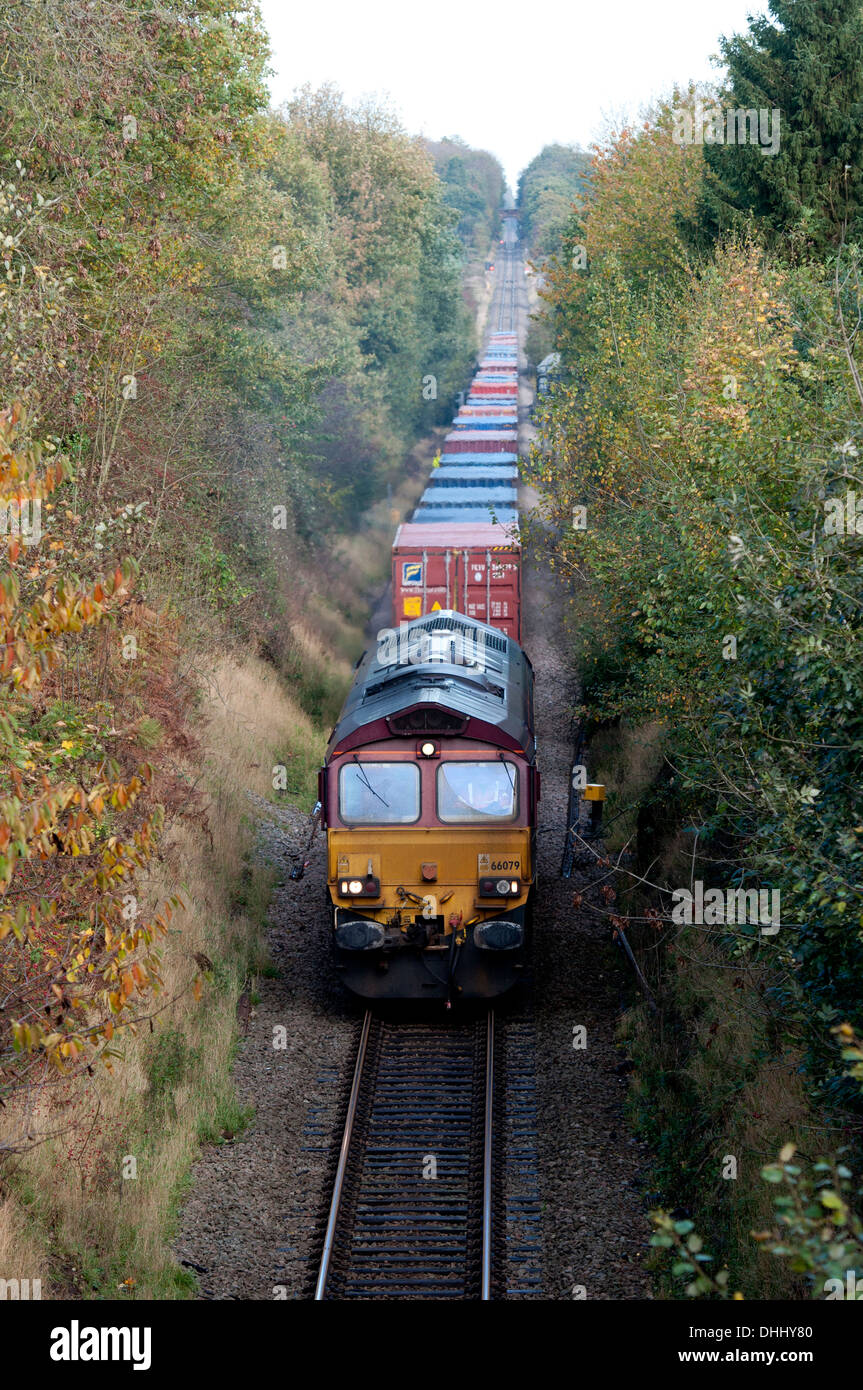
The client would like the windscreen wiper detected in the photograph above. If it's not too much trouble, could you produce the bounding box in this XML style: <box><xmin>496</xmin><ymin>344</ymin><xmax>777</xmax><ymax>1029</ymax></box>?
<box><xmin>498</xmin><ymin>751</ymin><xmax>516</xmax><ymax>791</ymax></box>
<box><xmin>353</xmin><ymin>755</ymin><xmax>390</xmax><ymax>807</ymax></box>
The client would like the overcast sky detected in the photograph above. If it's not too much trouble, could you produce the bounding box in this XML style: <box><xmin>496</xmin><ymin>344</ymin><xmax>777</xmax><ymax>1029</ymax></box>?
<box><xmin>258</xmin><ymin>0</ymin><xmax>769</xmax><ymax>189</ymax></box>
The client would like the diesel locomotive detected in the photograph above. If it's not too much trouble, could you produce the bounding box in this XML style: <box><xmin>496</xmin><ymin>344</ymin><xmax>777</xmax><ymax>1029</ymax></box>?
<box><xmin>319</xmin><ymin>611</ymin><xmax>538</xmax><ymax>1002</ymax></box>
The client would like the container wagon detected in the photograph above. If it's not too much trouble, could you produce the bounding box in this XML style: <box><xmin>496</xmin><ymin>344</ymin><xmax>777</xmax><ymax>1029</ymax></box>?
<box><xmin>392</xmin><ymin>520</ymin><xmax>522</xmax><ymax>641</ymax></box>
<box><xmin>444</xmin><ymin>430</ymin><xmax>518</xmax><ymax>455</ymax></box>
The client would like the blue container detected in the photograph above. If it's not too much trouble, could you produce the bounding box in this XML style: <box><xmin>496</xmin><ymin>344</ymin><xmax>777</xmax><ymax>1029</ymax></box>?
<box><xmin>420</xmin><ymin>486</ymin><xmax>518</xmax><ymax>506</ymax></box>
<box><xmin>439</xmin><ymin>452</ymin><xmax>518</xmax><ymax>465</ymax></box>
<box><xmin>432</xmin><ymin>466</ymin><xmax>519</xmax><ymax>485</ymax></box>
<box><xmin>411</xmin><ymin>505</ymin><xmax>519</xmax><ymax>525</ymax></box>
<box><xmin>452</xmin><ymin>417</ymin><xmax>516</xmax><ymax>430</ymax></box>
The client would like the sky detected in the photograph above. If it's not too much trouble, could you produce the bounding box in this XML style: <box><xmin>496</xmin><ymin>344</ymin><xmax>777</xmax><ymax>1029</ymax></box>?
<box><xmin>258</xmin><ymin>0</ymin><xmax>769</xmax><ymax>190</ymax></box>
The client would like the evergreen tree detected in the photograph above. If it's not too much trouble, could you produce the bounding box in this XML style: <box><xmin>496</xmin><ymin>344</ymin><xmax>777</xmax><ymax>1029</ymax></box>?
<box><xmin>693</xmin><ymin>0</ymin><xmax>863</xmax><ymax>253</ymax></box>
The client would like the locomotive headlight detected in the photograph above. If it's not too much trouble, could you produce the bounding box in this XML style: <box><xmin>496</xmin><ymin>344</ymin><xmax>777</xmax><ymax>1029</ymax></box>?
<box><xmin>479</xmin><ymin>876</ymin><xmax>522</xmax><ymax>898</ymax></box>
<box><xmin>417</xmin><ymin>740</ymin><xmax>439</xmax><ymax>758</ymax></box>
<box><xmin>339</xmin><ymin>876</ymin><xmax>381</xmax><ymax>897</ymax></box>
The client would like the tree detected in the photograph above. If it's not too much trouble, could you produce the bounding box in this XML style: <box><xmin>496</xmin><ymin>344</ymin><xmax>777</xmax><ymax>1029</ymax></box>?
<box><xmin>424</xmin><ymin>138</ymin><xmax>505</xmax><ymax>255</ymax></box>
<box><xmin>517</xmin><ymin>144</ymin><xmax>591</xmax><ymax>258</ymax></box>
<box><xmin>693</xmin><ymin>0</ymin><xmax>863</xmax><ymax>253</ymax></box>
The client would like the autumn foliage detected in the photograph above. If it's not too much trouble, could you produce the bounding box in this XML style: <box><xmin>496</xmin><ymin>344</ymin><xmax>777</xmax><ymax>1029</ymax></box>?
<box><xmin>0</xmin><ymin>406</ymin><xmax>181</xmax><ymax>1145</ymax></box>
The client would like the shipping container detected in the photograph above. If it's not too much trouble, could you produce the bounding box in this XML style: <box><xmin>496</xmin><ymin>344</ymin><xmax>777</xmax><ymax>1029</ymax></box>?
<box><xmin>439</xmin><ymin>451</ymin><xmax>518</xmax><ymax>465</ymax></box>
<box><xmin>455</xmin><ymin>409</ymin><xmax>518</xmax><ymax>419</ymax></box>
<box><xmin>430</xmin><ymin>466</ymin><xmax>519</xmax><ymax>485</ymax></box>
<box><xmin>453</xmin><ymin>415</ymin><xmax>517</xmax><ymax>430</ymax></box>
<box><xmin>468</xmin><ymin>383</ymin><xmax>518</xmax><ymax>398</ymax></box>
<box><xmin>419</xmin><ymin>485</ymin><xmax>518</xmax><ymax>507</ymax></box>
<box><xmin>410</xmin><ymin>505</ymin><xmax>519</xmax><ymax>527</ymax></box>
<box><xmin>454</xmin><ymin>422</ymin><xmax>517</xmax><ymax>433</ymax></box>
<box><xmin>392</xmin><ymin>520</ymin><xmax>522</xmax><ymax>640</ymax></box>
<box><xmin>444</xmin><ymin>430</ymin><xmax>518</xmax><ymax>454</ymax></box>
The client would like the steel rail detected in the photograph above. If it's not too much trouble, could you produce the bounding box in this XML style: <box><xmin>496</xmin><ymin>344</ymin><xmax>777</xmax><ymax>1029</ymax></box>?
<box><xmin>314</xmin><ymin>1010</ymin><xmax>499</xmax><ymax>1300</ymax></box>
<box><xmin>497</xmin><ymin>239</ymin><xmax>515</xmax><ymax>332</ymax></box>
<box><xmin>313</xmin><ymin>1008</ymin><xmax>372</xmax><ymax>1301</ymax></box>
<box><xmin>481</xmin><ymin>1008</ymin><xmax>495</xmax><ymax>1299</ymax></box>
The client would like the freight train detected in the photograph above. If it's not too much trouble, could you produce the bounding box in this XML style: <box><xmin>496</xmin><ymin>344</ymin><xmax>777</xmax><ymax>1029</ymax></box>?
<box><xmin>319</xmin><ymin>221</ymin><xmax>534</xmax><ymax>1003</ymax></box>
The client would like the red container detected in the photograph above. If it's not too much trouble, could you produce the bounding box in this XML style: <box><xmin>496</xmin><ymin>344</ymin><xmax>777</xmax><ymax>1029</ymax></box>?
<box><xmin>469</xmin><ymin>382</ymin><xmax>517</xmax><ymax>398</ymax></box>
<box><xmin>444</xmin><ymin>430</ymin><xmax>518</xmax><ymax>454</ymax></box>
<box><xmin>392</xmin><ymin>521</ymin><xmax>522</xmax><ymax>641</ymax></box>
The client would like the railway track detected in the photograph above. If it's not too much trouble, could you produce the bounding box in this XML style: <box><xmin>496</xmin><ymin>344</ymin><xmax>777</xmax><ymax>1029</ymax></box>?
<box><xmin>313</xmin><ymin>1010</ymin><xmax>501</xmax><ymax>1300</ymax></box>
<box><xmin>496</xmin><ymin>234</ymin><xmax>518</xmax><ymax>333</ymax></box>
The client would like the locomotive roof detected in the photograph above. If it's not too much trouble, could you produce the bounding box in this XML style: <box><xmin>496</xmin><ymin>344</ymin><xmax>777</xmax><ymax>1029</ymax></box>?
<box><xmin>326</xmin><ymin>610</ymin><xmax>534</xmax><ymax>759</ymax></box>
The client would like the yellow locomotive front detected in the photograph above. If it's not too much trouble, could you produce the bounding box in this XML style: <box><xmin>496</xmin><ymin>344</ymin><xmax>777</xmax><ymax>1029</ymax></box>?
<box><xmin>320</xmin><ymin>614</ymin><xmax>538</xmax><ymax>1002</ymax></box>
